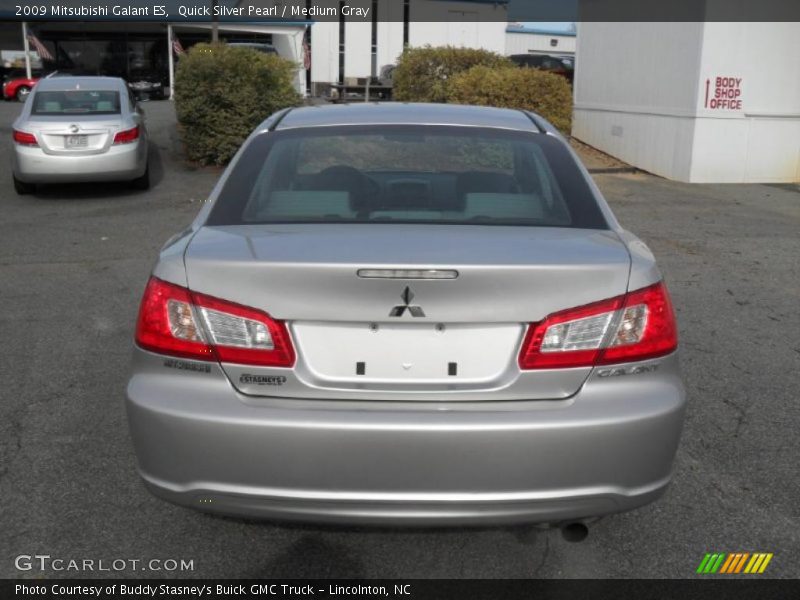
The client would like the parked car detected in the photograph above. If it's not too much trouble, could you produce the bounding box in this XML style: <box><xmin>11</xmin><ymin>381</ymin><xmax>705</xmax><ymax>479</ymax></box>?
<box><xmin>127</xmin><ymin>70</ymin><xmax>167</xmax><ymax>101</ymax></box>
<box><xmin>227</xmin><ymin>42</ymin><xmax>279</xmax><ymax>55</ymax></box>
<box><xmin>1</xmin><ymin>67</ymin><xmax>44</xmax><ymax>84</ymax></box>
<box><xmin>3</xmin><ymin>69</ymin><xmax>100</xmax><ymax>102</ymax></box>
<box><xmin>3</xmin><ymin>73</ymin><xmax>40</xmax><ymax>102</ymax></box>
<box><xmin>11</xmin><ymin>76</ymin><xmax>149</xmax><ymax>194</ymax></box>
<box><xmin>510</xmin><ymin>54</ymin><xmax>575</xmax><ymax>83</ymax></box>
<box><xmin>127</xmin><ymin>103</ymin><xmax>684</xmax><ymax>528</ymax></box>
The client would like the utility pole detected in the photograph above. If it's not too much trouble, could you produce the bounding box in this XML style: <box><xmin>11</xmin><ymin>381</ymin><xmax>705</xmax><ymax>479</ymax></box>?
<box><xmin>21</xmin><ymin>22</ymin><xmax>32</xmax><ymax>79</ymax></box>
<box><xmin>211</xmin><ymin>0</ymin><xmax>219</xmax><ymax>43</ymax></box>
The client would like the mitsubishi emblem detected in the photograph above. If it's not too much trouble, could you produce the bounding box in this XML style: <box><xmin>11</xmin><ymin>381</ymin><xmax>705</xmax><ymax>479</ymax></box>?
<box><xmin>389</xmin><ymin>287</ymin><xmax>425</xmax><ymax>318</ymax></box>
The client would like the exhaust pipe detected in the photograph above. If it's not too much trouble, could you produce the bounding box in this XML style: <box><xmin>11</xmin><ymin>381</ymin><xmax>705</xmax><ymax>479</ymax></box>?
<box><xmin>560</xmin><ymin>521</ymin><xmax>589</xmax><ymax>543</ymax></box>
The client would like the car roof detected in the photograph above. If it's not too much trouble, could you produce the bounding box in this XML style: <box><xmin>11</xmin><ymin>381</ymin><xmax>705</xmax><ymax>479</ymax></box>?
<box><xmin>34</xmin><ymin>76</ymin><xmax>127</xmax><ymax>92</ymax></box>
<box><xmin>273</xmin><ymin>103</ymin><xmax>541</xmax><ymax>132</ymax></box>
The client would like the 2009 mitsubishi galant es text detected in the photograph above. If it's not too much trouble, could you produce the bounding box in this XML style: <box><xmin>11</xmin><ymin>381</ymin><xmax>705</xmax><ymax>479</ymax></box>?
<box><xmin>126</xmin><ymin>103</ymin><xmax>686</xmax><ymax>526</ymax></box>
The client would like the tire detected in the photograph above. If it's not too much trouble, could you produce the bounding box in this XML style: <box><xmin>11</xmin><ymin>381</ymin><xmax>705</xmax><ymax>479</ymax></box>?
<box><xmin>130</xmin><ymin>165</ymin><xmax>150</xmax><ymax>190</ymax></box>
<box><xmin>15</xmin><ymin>86</ymin><xmax>30</xmax><ymax>102</ymax></box>
<box><xmin>13</xmin><ymin>175</ymin><xmax>35</xmax><ymax>195</ymax></box>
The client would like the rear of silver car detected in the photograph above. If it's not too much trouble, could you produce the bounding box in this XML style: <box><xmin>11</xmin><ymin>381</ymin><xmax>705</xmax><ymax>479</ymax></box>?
<box><xmin>11</xmin><ymin>77</ymin><xmax>148</xmax><ymax>189</ymax></box>
<box><xmin>126</xmin><ymin>105</ymin><xmax>685</xmax><ymax>525</ymax></box>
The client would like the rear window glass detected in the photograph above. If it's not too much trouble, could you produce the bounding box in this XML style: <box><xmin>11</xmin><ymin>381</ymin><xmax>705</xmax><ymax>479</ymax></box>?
<box><xmin>208</xmin><ymin>125</ymin><xmax>608</xmax><ymax>230</ymax></box>
<box><xmin>32</xmin><ymin>90</ymin><xmax>121</xmax><ymax>115</ymax></box>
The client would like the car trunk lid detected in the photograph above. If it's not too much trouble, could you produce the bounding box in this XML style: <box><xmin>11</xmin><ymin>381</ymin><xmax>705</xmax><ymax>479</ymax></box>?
<box><xmin>26</xmin><ymin>115</ymin><xmax>124</xmax><ymax>154</ymax></box>
<box><xmin>184</xmin><ymin>224</ymin><xmax>632</xmax><ymax>400</ymax></box>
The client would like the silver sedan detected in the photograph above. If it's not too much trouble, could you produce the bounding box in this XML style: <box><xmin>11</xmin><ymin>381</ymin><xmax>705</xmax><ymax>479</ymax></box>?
<box><xmin>126</xmin><ymin>103</ymin><xmax>685</xmax><ymax>530</ymax></box>
<box><xmin>11</xmin><ymin>76</ymin><xmax>149</xmax><ymax>194</ymax></box>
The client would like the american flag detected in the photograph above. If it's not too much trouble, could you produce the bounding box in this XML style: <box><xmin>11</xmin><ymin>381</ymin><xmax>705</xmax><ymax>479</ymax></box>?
<box><xmin>172</xmin><ymin>36</ymin><xmax>185</xmax><ymax>56</ymax></box>
<box><xmin>27</xmin><ymin>33</ymin><xmax>53</xmax><ymax>61</ymax></box>
<box><xmin>302</xmin><ymin>30</ymin><xmax>311</xmax><ymax>70</ymax></box>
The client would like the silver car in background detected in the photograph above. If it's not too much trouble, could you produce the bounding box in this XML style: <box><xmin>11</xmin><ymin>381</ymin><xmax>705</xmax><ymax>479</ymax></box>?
<box><xmin>11</xmin><ymin>76</ymin><xmax>149</xmax><ymax>194</ymax></box>
<box><xmin>126</xmin><ymin>103</ymin><xmax>685</xmax><ymax>529</ymax></box>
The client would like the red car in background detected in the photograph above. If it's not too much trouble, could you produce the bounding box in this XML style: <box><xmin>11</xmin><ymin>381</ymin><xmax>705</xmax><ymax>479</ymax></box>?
<box><xmin>3</xmin><ymin>74</ymin><xmax>40</xmax><ymax>102</ymax></box>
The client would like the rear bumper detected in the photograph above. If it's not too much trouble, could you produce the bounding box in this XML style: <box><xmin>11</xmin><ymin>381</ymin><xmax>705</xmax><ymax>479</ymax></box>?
<box><xmin>13</xmin><ymin>140</ymin><xmax>147</xmax><ymax>183</ymax></box>
<box><xmin>126</xmin><ymin>349</ymin><xmax>686</xmax><ymax>526</ymax></box>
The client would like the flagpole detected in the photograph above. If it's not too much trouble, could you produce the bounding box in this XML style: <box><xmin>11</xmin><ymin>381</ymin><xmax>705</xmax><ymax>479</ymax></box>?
<box><xmin>21</xmin><ymin>21</ymin><xmax>32</xmax><ymax>79</ymax></box>
<box><xmin>167</xmin><ymin>23</ymin><xmax>175</xmax><ymax>101</ymax></box>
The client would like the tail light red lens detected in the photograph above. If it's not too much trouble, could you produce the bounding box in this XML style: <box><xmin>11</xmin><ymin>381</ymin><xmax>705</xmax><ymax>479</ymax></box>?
<box><xmin>518</xmin><ymin>281</ymin><xmax>678</xmax><ymax>369</ymax></box>
<box><xmin>13</xmin><ymin>129</ymin><xmax>38</xmax><ymax>146</ymax></box>
<box><xmin>113</xmin><ymin>126</ymin><xmax>140</xmax><ymax>144</ymax></box>
<box><xmin>135</xmin><ymin>278</ymin><xmax>214</xmax><ymax>361</ymax></box>
<box><xmin>135</xmin><ymin>277</ymin><xmax>295</xmax><ymax>367</ymax></box>
<box><xmin>596</xmin><ymin>282</ymin><xmax>678</xmax><ymax>364</ymax></box>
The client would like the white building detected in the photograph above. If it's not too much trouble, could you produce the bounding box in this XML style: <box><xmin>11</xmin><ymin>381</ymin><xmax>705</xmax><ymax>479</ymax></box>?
<box><xmin>573</xmin><ymin>22</ymin><xmax>800</xmax><ymax>183</ymax></box>
<box><xmin>505</xmin><ymin>25</ymin><xmax>576</xmax><ymax>57</ymax></box>
<box><xmin>303</xmin><ymin>0</ymin><xmax>507</xmax><ymax>91</ymax></box>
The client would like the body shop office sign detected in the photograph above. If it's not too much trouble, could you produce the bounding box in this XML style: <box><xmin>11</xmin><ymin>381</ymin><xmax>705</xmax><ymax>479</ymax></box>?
<box><xmin>704</xmin><ymin>76</ymin><xmax>744</xmax><ymax>111</ymax></box>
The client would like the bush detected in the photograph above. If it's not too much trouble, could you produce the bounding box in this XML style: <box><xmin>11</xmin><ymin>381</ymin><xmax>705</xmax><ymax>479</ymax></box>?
<box><xmin>174</xmin><ymin>43</ymin><xmax>300</xmax><ymax>165</ymax></box>
<box><xmin>447</xmin><ymin>65</ymin><xmax>573</xmax><ymax>133</ymax></box>
<box><xmin>392</xmin><ymin>45</ymin><xmax>511</xmax><ymax>103</ymax></box>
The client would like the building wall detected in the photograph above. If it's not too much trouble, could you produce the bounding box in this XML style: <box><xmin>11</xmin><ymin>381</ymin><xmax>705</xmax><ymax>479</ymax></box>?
<box><xmin>505</xmin><ymin>31</ymin><xmax>576</xmax><ymax>56</ymax></box>
<box><xmin>308</xmin><ymin>0</ymin><xmax>339</xmax><ymax>85</ymax></box>
<box><xmin>573</xmin><ymin>22</ymin><xmax>800</xmax><ymax>183</ymax></box>
<box><xmin>572</xmin><ymin>22</ymin><xmax>704</xmax><ymax>181</ymax></box>
<box><xmin>376</xmin><ymin>20</ymin><xmax>404</xmax><ymax>77</ymax></box>
<box><xmin>309</xmin><ymin>0</ymin><xmax>507</xmax><ymax>86</ymax></box>
<box><xmin>691</xmin><ymin>22</ymin><xmax>800</xmax><ymax>182</ymax></box>
<box><xmin>411</xmin><ymin>20</ymin><xmax>505</xmax><ymax>54</ymax></box>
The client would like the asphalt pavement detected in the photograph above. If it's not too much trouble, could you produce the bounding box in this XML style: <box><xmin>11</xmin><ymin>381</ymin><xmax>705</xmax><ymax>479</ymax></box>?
<box><xmin>0</xmin><ymin>100</ymin><xmax>798</xmax><ymax>579</ymax></box>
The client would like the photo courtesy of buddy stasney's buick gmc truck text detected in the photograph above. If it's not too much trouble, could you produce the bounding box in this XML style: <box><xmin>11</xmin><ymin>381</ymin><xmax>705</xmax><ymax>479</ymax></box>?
<box><xmin>126</xmin><ymin>102</ymin><xmax>685</xmax><ymax>530</ymax></box>
<box><xmin>17</xmin><ymin>584</ymin><xmax>390</xmax><ymax>597</ymax></box>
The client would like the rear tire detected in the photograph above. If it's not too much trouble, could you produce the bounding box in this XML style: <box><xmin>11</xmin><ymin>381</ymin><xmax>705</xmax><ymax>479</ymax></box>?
<box><xmin>13</xmin><ymin>175</ymin><xmax>35</xmax><ymax>195</ymax></box>
<box><xmin>15</xmin><ymin>86</ymin><xmax>30</xmax><ymax>102</ymax></box>
<box><xmin>130</xmin><ymin>165</ymin><xmax>150</xmax><ymax>190</ymax></box>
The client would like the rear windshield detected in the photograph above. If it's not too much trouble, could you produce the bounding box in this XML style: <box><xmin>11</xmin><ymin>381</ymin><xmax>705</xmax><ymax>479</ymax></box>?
<box><xmin>32</xmin><ymin>90</ymin><xmax>121</xmax><ymax>115</ymax></box>
<box><xmin>208</xmin><ymin>125</ymin><xmax>608</xmax><ymax>229</ymax></box>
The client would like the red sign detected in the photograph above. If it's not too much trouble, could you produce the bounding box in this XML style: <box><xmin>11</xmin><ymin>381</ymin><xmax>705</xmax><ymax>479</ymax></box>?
<box><xmin>705</xmin><ymin>77</ymin><xmax>743</xmax><ymax>110</ymax></box>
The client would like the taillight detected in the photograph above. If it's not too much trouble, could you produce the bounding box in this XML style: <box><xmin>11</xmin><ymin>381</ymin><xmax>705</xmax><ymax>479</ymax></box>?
<box><xmin>134</xmin><ymin>277</ymin><xmax>295</xmax><ymax>367</ymax></box>
<box><xmin>13</xmin><ymin>129</ymin><xmax>38</xmax><ymax>146</ymax></box>
<box><xmin>518</xmin><ymin>281</ymin><xmax>677</xmax><ymax>369</ymax></box>
<box><xmin>113</xmin><ymin>126</ymin><xmax>139</xmax><ymax>144</ymax></box>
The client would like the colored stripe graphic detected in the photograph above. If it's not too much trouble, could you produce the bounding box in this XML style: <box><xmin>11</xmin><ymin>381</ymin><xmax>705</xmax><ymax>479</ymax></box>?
<box><xmin>711</xmin><ymin>554</ymin><xmax>725</xmax><ymax>573</ymax></box>
<box><xmin>697</xmin><ymin>553</ymin><xmax>726</xmax><ymax>573</ymax></box>
<box><xmin>744</xmin><ymin>553</ymin><xmax>773</xmax><ymax>574</ymax></box>
<box><xmin>724</xmin><ymin>553</ymin><xmax>749</xmax><ymax>573</ymax></box>
<box><xmin>734</xmin><ymin>553</ymin><xmax>750</xmax><ymax>573</ymax></box>
<box><xmin>718</xmin><ymin>553</ymin><xmax>736</xmax><ymax>573</ymax></box>
<box><xmin>744</xmin><ymin>554</ymin><xmax>761</xmax><ymax>573</ymax></box>
<box><xmin>698</xmin><ymin>552</ymin><xmax>773</xmax><ymax>574</ymax></box>
<box><xmin>720</xmin><ymin>553</ymin><xmax>738</xmax><ymax>573</ymax></box>
<box><xmin>696</xmin><ymin>554</ymin><xmax>713</xmax><ymax>573</ymax></box>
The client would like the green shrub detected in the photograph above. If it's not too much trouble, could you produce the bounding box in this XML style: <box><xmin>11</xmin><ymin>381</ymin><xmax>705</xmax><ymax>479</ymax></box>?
<box><xmin>447</xmin><ymin>65</ymin><xmax>573</xmax><ymax>133</ymax></box>
<box><xmin>392</xmin><ymin>45</ymin><xmax>511</xmax><ymax>103</ymax></box>
<box><xmin>174</xmin><ymin>43</ymin><xmax>300</xmax><ymax>165</ymax></box>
